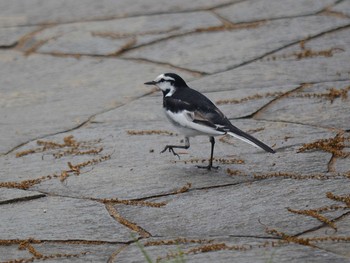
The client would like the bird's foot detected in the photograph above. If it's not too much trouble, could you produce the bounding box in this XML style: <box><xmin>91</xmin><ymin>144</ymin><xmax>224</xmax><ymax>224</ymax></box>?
<box><xmin>160</xmin><ymin>146</ymin><xmax>180</xmax><ymax>159</ymax></box>
<box><xmin>196</xmin><ymin>164</ymin><xmax>219</xmax><ymax>170</ymax></box>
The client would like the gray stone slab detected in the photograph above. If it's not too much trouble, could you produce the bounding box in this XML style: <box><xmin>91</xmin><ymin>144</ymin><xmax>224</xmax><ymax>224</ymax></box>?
<box><xmin>0</xmin><ymin>196</ymin><xmax>133</xmax><ymax>242</ymax></box>
<box><xmin>263</xmin><ymin>25</ymin><xmax>350</xmax><ymax>63</ymax></box>
<box><xmin>0</xmin><ymin>0</ymin><xmax>235</xmax><ymax>27</ymax></box>
<box><xmin>334</xmin><ymin>153</ymin><xmax>350</xmax><ymax>174</ymax></box>
<box><xmin>254</xmin><ymin>81</ymin><xmax>350</xmax><ymax>130</ymax></box>
<box><xmin>35</xmin><ymin>12</ymin><xmax>222</xmax><ymax>55</ymax></box>
<box><xmin>0</xmin><ymin>26</ymin><xmax>37</xmax><ymax>47</ymax></box>
<box><xmin>189</xmin><ymin>32</ymin><xmax>350</xmax><ymax>94</ymax></box>
<box><xmin>38</xmin><ymin>31</ymin><xmax>134</xmax><ymax>56</ymax></box>
<box><xmin>14</xmin><ymin>119</ymin><xmax>333</xmax><ymax>200</ymax></box>
<box><xmin>215</xmin><ymin>0</ymin><xmax>337</xmax><ymax>23</ymax></box>
<box><xmin>0</xmin><ymin>188</ymin><xmax>45</xmax><ymax>204</ymax></box>
<box><xmin>115</xmin><ymin>178</ymin><xmax>350</xmax><ymax>238</ymax></box>
<box><xmin>123</xmin><ymin>15</ymin><xmax>350</xmax><ymax>73</ymax></box>
<box><xmin>0</xmin><ymin>245</ymin><xmax>32</xmax><ymax>262</ymax></box>
<box><xmin>0</xmin><ymin>50</ymin><xmax>193</xmax><ymax>154</ymax></box>
<box><xmin>332</xmin><ymin>0</ymin><xmax>350</xmax><ymax>17</ymax></box>
<box><xmin>116</xmin><ymin>237</ymin><xmax>349</xmax><ymax>263</ymax></box>
<box><xmin>249</xmin><ymin>26</ymin><xmax>350</xmax><ymax>129</ymax></box>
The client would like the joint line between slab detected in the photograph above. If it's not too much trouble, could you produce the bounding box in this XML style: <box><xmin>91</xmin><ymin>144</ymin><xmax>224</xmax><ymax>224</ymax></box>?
<box><xmin>211</xmin><ymin>22</ymin><xmax>350</xmax><ymax>75</ymax></box>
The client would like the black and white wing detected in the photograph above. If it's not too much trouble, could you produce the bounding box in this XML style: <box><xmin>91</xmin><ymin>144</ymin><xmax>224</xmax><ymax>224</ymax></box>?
<box><xmin>163</xmin><ymin>97</ymin><xmax>226</xmax><ymax>136</ymax></box>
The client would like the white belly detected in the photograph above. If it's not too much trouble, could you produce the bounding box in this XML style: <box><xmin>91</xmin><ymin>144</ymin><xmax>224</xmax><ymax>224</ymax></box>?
<box><xmin>164</xmin><ymin>109</ymin><xmax>225</xmax><ymax>137</ymax></box>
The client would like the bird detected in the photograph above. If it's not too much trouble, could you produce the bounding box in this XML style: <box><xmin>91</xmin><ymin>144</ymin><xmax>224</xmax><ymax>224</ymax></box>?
<box><xmin>144</xmin><ymin>73</ymin><xmax>275</xmax><ymax>170</ymax></box>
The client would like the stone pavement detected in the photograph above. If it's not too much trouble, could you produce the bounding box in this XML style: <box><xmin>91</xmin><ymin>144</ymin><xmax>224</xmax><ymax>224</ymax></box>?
<box><xmin>1</xmin><ymin>0</ymin><xmax>350</xmax><ymax>262</ymax></box>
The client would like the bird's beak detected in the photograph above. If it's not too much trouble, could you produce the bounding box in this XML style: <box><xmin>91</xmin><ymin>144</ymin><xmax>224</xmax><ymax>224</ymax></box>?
<box><xmin>144</xmin><ymin>81</ymin><xmax>156</xmax><ymax>85</ymax></box>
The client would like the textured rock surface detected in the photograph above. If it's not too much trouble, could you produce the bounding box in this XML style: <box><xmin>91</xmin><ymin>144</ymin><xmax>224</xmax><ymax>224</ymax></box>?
<box><xmin>0</xmin><ymin>196</ymin><xmax>133</xmax><ymax>241</ymax></box>
<box><xmin>34</xmin><ymin>12</ymin><xmax>222</xmax><ymax>56</ymax></box>
<box><xmin>1</xmin><ymin>0</ymin><xmax>350</xmax><ymax>262</ymax></box>
<box><xmin>215</xmin><ymin>0</ymin><xmax>337</xmax><ymax>23</ymax></box>
<box><xmin>0</xmin><ymin>0</ymin><xmax>235</xmax><ymax>26</ymax></box>
<box><xmin>123</xmin><ymin>15</ymin><xmax>350</xmax><ymax>73</ymax></box>
<box><xmin>0</xmin><ymin>50</ymin><xmax>193</xmax><ymax>154</ymax></box>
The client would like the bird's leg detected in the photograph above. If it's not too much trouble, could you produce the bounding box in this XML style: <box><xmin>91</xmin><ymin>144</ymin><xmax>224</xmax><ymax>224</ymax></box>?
<box><xmin>197</xmin><ymin>136</ymin><xmax>219</xmax><ymax>170</ymax></box>
<box><xmin>161</xmin><ymin>137</ymin><xmax>190</xmax><ymax>159</ymax></box>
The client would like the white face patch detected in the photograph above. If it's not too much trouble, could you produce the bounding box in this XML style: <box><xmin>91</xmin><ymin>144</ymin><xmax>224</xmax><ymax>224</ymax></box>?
<box><xmin>153</xmin><ymin>74</ymin><xmax>176</xmax><ymax>96</ymax></box>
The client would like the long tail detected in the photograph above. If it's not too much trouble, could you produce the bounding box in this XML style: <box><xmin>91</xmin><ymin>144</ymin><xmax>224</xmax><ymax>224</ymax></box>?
<box><xmin>227</xmin><ymin>126</ymin><xmax>275</xmax><ymax>153</ymax></box>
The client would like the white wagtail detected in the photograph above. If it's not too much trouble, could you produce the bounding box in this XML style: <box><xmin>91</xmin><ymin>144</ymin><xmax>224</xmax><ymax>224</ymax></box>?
<box><xmin>144</xmin><ymin>73</ymin><xmax>275</xmax><ymax>170</ymax></box>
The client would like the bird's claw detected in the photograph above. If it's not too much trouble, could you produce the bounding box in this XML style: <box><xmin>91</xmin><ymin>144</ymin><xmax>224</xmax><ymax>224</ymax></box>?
<box><xmin>160</xmin><ymin>146</ymin><xmax>180</xmax><ymax>159</ymax></box>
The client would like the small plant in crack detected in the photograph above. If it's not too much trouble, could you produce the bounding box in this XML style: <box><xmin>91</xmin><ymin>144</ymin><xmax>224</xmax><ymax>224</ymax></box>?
<box><xmin>298</xmin><ymin>132</ymin><xmax>350</xmax><ymax>158</ymax></box>
<box><xmin>1</xmin><ymin>135</ymin><xmax>113</xmax><ymax>189</ymax></box>
<box><xmin>131</xmin><ymin>234</ymin><xmax>187</xmax><ymax>263</ymax></box>
<box><xmin>15</xmin><ymin>135</ymin><xmax>104</xmax><ymax>158</ymax></box>
<box><xmin>133</xmin><ymin>238</ymin><xmax>153</xmax><ymax>263</ymax></box>
<box><xmin>127</xmin><ymin>129</ymin><xmax>178</xmax><ymax>136</ymax></box>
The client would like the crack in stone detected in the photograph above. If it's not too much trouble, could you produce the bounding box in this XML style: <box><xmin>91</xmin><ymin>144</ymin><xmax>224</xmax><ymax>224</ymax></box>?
<box><xmin>252</xmin><ymin>83</ymin><xmax>311</xmax><ymax>119</ymax></box>
<box><xmin>215</xmin><ymin>5</ymin><xmax>339</xmax><ymax>25</ymax></box>
<box><xmin>0</xmin><ymin>194</ymin><xmax>47</xmax><ymax>207</ymax></box>
<box><xmin>130</xmin><ymin>182</ymin><xmax>244</xmax><ymax>203</ymax></box>
<box><xmin>14</xmin><ymin>25</ymin><xmax>55</xmax><ymax>55</ymax></box>
<box><xmin>295</xmin><ymin>210</ymin><xmax>350</xmax><ymax>238</ymax></box>
<box><xmin>0</xmin><ymin>238</ymin><xmax>126</xmax><ymax>245</ymax></box>
<box><xmin>243</xmin><ymin>117</ymin><xmax>343</xmax><ymax>132</ymax></box>
<box><xmin>118</xmin><ymin>21</ymin><xmax>264</xmax><ymax>57</ymax></box>
<box><xmin>0</xmin><ymin>193</ymin><xmax>46</xmax><ymax>205</ymax></box>
<box><xmin>120</xmin><ymin>57</ymin><xmax>206</xmax><ymax>77</ymax></box>
<box><xmin>0</xmin><ymin>42</ymin><xmax>19</xmax><ymax>49</ymax></box>
<box><xmin>107</xmin><ymin>243</ymin><xmax>130</xmax><ymax>263</ymax></box>
<box><xmin>212</xmin><ymin>22</ymin><xmax>350</xmax><ymax>75</ymax></box>
<box><xmin>317</xmin><ymin>0</ymin><xmax>350</xmax><ymax>19</ymax></box>
<box><xmin>327</xmin><ymin>153</ymin><xmax>338</xmax><ymax>173</ymax></box>
<box><xmin>105</xmin><ymin>203</ymin><xmax>152</xmax><ymax>238</ymax></box>
<box><xmin>212</xmin><ymin>78</ymin><xmax>350</xmax><ymax>100</ymax></box>
<box><xmin>37</xmin><ymin>37</ymin><xmax>138</xmax><ymax>58</ymax></box>
<box><xmin>91</xmin><ymin>26</ymin><xmax>183</xmax><ymax>40</ymax></box>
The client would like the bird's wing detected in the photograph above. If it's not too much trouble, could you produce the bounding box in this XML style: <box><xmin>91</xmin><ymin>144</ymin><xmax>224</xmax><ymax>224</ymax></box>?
<box><xmin>164</xmin><ymin>97</ymin><xmax>231</xmax><ymax>132</ymax></box>
<box><xmin>164</xmin><ymin>96</ymin><xmax>275</xmax><ymax>153</ymax></box>
<box><xmin>192</xmin><ymin>109</ymin><xmax>230</xmax><ymax>131</ymax></box>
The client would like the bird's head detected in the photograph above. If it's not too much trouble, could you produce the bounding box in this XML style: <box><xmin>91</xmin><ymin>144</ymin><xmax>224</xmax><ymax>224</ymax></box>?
<box><xmin>144</xmin><ymin>73</ymin><xmax>187</xmax><ymax>97</ymax></box>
